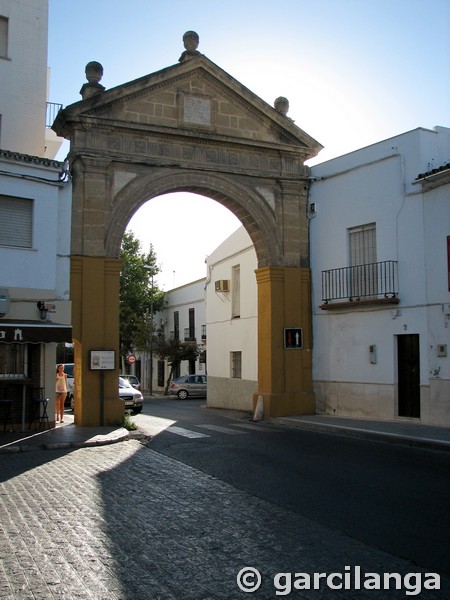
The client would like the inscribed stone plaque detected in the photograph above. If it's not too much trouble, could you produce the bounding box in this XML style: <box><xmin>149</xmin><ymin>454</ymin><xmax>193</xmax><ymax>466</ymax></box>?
<box><xmin>183</xmin><ymin>96</ymin><xmax>211</xmax><ymax>125</ymax></box>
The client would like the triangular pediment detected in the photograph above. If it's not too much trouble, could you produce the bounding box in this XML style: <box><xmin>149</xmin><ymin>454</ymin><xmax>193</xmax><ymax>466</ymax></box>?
<box><xmin>54</xmin><ymin>54</ymin><xmax>322</xmax><ymax>160</ymax></box>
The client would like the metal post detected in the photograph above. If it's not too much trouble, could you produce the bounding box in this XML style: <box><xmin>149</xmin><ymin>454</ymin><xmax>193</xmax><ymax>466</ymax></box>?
<box><xmin>150</xmin><ymin>274</ymin><xmax>154</xmax><ymax>396</ymax></box>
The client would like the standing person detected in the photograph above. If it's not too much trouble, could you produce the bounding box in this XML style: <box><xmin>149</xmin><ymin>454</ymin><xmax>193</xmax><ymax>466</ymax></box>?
<box><xmin>55</xmin><ymin>364</ymin><xmax>67</xmax><ymax>423</ymax></box>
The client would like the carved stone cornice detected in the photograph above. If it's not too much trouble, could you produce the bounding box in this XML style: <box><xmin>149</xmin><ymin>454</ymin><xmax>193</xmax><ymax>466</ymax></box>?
<box><xmin>0</xmin><ymin>149</ymin><xmax>62</xmax><ymax>169</ymax></box>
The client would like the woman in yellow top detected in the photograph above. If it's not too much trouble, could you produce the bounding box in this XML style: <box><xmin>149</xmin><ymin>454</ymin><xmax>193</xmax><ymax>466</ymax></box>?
<box><xmin>55</xmin><ymin>364</ymin><xmax>68</xmax><ymax>423</ymax></box>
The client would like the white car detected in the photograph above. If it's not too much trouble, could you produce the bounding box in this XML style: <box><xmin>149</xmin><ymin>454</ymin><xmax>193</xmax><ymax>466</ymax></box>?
<box><xmin>119</xmin><ymin>376</ymin><xmax>144</xmax><ymax>414</ymax></box>
<box><xmin>67</xmin><ymin>373</ymin><xmax>144</xmax><ymax>414</ymax></box>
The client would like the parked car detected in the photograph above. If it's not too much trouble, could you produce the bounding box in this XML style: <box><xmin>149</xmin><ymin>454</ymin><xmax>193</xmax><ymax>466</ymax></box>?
<box><xmin>120</xmin><ymin>374</ymin><xmax>141</xmax><ymax>391</ymax></box>
<box><xmin>169</xmin><ymin>374</ymin><xmax>207</xmax><ymax>399</ymax></box>
<box><xmin>119</xmin><ymin>376</ymin><xmax>144</xmax><ymax>414</ymax></box>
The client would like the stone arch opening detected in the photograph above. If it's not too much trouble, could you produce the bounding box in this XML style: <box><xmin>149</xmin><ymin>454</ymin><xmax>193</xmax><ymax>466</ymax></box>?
<box><xmin>106</xmin><ymin>169</ymin><xmax>280</xmax><ymax>268</ymax></box>
<box><xmin>53</xmin><ymin>32</ymin><xmax>322</xmax><ymax>426</ymax></box>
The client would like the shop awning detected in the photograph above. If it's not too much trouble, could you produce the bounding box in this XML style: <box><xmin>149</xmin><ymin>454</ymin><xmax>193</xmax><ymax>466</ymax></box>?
<box><xmin>0</xmin><ymin>320</ymin><xmax>72</xmax><ymax>344</ymax></box>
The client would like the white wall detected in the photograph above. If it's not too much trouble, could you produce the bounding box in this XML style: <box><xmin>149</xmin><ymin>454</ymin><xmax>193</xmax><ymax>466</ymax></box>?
<box><xmin>0</xmin><ymin>155</ymin><xmax>71</xmax><ymax>302</ymax></box>
<box><xmin>0</xmin><ymin>0</ymin><xmax>48</xmax><ymax>156</ymax></box>
<box><xmin>309</xmin><ymin>126</ymin><xmax>450</xmax><ymax>424</ymax></box>
<box><xmin>205</xmin><ymin>226</ymin><xmax>258</xmax><ymax>411</ymax></box>
<box><xmin>145</xmin><ymin>278</ymin><xmax>207</xmax><ymax>392</ymax></box>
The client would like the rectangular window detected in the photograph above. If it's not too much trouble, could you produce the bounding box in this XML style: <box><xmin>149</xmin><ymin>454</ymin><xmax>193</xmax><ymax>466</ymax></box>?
<box><xmin>0</xmin><ymin>196</ymin><xmax>33</xmax><ymax>248</ymax></box>
<box><xmin>0</xmin><ymin>344</ymin><xmax>27</xmax><ymax>378</ymax></box>
<box><xmin>231</xmin><ymin>265</ymin><xmax>240</xmax><ymax>318</ymax></box>
<box><xmin>348</xmin><ymin>223</ymin><xmax>377</xmax><ymax>299</ymax></box>
<box><xmin>231</xmin><ymin>351</ymin><xmax>242</xmax><ymax>379</ymax></box>
<box><xmin>173</xmin><ymin>311</ymin><xmax>179</xmax><ymax>340</ymax></box>
<box><xmin>0</xmin><ymin>17</ymin><xmax>8</xmax><ymax>58</ymax></box>
<box><xmin>188</xmin><ymin>308</ymin><xmax>195</xmax><ymax>340</ymax></box>
<box><xmin>157</xmin><ymin>361</ymin><xmax>165</xmax><ymax>387</ymax></box>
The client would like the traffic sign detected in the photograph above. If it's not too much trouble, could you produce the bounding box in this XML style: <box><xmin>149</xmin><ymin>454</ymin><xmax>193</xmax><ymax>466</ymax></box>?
<box><xmin>284</xmin><ymin>328</ymin><xmax>303</xmax><ymax>349</ymax></box>
<box><xmin>127</xmin><ymin>354</ymin><xmax>136</xmax><ymax>365</ymax></box>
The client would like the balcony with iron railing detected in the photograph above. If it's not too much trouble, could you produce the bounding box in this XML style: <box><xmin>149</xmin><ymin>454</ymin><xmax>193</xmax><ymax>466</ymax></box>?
<box><xmin>184</xmin><ymin>327</ymin><xmax>196</xmax><ymax>342</ymax></box>
<box><xmin>320</xmin><ymin>260</ymin><xmax>399</xmax><ymax>309</ymax></box>
<box><xmin>46</xmin><ymin>102</ymin><xmax>63</xmax><ymax>128</ymax></box>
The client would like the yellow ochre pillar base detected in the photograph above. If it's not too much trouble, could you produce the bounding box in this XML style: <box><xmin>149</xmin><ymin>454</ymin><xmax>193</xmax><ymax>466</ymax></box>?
<box><xmin>253</xmin><ymin>266</ymin><xmax>315</xmax><ymax>419</ymax></box>
<box><xmin>71</xmin><ymin>256</ymin><xmax>124</xmax><ymax>427</ymax></box>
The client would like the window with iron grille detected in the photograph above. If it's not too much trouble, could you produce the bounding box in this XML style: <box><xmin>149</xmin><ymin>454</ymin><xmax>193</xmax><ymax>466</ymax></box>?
<box><xmin>0</xmin><ymin>344</ymin><xmax>27</xmax><ymax>378</ymax></box>
<box><xmin>0</xmin><ymin>196</ymin><xmax>33</xmax><ymax>248</ymax></box>
<box><xmin>230</xmin><ymin>351</ymin><xmax>242</xmax><ymax>379</ymax></box>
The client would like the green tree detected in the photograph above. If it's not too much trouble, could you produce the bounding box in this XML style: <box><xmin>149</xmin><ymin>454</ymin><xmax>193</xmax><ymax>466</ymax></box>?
<box><xmin>153</xmin><ymin>336</ymin><xmax>200</xmax><ymax>394</ymax></box>
<box><xmin>119</xmin><ymin>231</ymin><xmax>165</xmax><ymax>364</ymax></box>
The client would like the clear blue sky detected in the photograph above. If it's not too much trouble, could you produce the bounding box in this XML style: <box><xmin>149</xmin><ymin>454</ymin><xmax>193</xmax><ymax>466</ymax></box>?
<box><xmin>48</xmin><ymin>0</ymin><xmax>450</xmax><ymax>289</ymax></box>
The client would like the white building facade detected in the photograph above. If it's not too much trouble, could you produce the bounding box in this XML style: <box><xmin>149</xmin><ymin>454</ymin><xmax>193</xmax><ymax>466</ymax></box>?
<box><xmin>199</xmin><ymin>126</ymin><xmax>450</xmax><ymax>427</ymax></box>
<box><xmin>205</xmin><ymin>226</ymin><xmax>258</xmax><ymax>412</ymax></box>
<box><xmin>141</xmin><ymin>278</ymin><xmax>207</xmax><ymax>393</ymax></box>
<box><xmin>0</xmin><ymin>0</ymin><xmax>69</xmax><ymax>429</ymax></box>
<box><xmin>0</xmin><ymin>0</ymin><xmax>60</xmax><ymax>158</ymax></box>
<box><xmin>310</xmin><ymin>126</ymin><xmax>450</xmax><ymax>426</ymax></box>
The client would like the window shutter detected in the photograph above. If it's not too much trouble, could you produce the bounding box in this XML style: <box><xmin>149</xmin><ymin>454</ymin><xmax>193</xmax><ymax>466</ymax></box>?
<box><xmin>0</xmin><ymin>196</ymin><xmax>33</xmax><ymax>248</ymax></box>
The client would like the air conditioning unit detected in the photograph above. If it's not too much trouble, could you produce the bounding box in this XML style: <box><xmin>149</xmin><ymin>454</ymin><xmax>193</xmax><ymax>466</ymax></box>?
<box><xmin>215</xmin><ymin>279</ymin><xmax>230</xmax><ymax>292</ymax></box>
<box><xmin>0</xmin><ymin>288</ymin><xmax>9</xmax><ymax>317</ymax></box>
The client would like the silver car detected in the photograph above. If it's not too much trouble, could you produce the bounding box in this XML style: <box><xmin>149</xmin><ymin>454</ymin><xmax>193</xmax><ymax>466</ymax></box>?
<box><xmin>169</xmin><ymin>374</ymin><xmax>207</xmax><ymax>400</ymax></box>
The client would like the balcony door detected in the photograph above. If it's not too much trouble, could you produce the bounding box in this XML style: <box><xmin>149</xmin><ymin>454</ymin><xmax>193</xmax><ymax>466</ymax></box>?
<box><xmin>397</xmin><ymin>334</ymin><xmax>420</xmax><ymax>418</ymax></box>
<box><xmin>349</xmin><ymin>223</ymin><xmax>377</xmax><ymax>300</ymax></box>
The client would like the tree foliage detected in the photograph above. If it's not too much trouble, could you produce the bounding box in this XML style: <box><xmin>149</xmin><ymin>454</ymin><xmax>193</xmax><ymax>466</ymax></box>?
<box><xmin>152</xmin><ymin>336</ymin><xmax>201</xmax><ymax>394</ymax></box>
<box><xmin>119</xmin><ymin>231</ymin><xmax>165</xmax><ymax>361</ymax></box>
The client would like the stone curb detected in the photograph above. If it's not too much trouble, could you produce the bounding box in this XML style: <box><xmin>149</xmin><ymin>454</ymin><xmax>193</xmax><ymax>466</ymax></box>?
<box><xmin>0</xmin><ymin>427</ymin><xmax>131</xmax><ymax>454</ymax></box>
<box><xmin>273</xmin><ymin>418</ymin><xmax>450</xmax><ymax>452</ymax></box>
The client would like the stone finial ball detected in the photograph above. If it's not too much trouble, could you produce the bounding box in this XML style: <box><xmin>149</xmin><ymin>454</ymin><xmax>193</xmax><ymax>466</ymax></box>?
<box><xmin>85</xmin><ymin>61</ymin><xmax>104</xmax><ymax>84</ymax></box>
<box><xmin>183</xmin><ymin>31</ymin><xmax>199</xmax><ymax>51</ymax></box>
<box><xmin>274</xmin><ymin>96</ymin><xmax>289</xmax><ymax>116</ymax></box>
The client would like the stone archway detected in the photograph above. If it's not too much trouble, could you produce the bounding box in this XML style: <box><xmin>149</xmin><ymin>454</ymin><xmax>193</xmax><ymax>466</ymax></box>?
<box><xmin>53</xmin><ymin>33</ymin><xmax>322</xmax><ymax>426</ymax></box>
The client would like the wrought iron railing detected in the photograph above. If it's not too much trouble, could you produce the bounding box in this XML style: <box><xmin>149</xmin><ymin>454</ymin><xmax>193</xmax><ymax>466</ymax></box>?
<box><xmin>321</xmin><ymin>261</ymin><xmax>398</xmax><ymax>304</ymax></box>
<box><xmin>184</xmin><ymin>327</ymin><xmax>196</xmax><ymax>342</ymax></box>
<box><xmin>46</xmin><ymin>102</ymin><xmax>62</xmax><ymax>128</ymax></box>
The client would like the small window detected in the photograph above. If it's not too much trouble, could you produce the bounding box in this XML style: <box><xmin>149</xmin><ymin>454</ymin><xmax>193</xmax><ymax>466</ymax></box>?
<box><xmin>231</xmin><ymin>351</ymin><xmax>242</xmax><ymax>379</ymax></box>
<box><xmin>231</xmin><ymin>265</ymin><xmax>240</xmax><ymax>318</ymax></box>
<box><xmin>0</xmin><ymin>17</ymin><xmax>8</xmax><ymax>58</ymax></box>
<box><xmin>0</xmin><ymin>196</ymin><xmax>33</xmax><ymax>248</ymax></box>
<box><xmin>0</xmin><ymin>344</ymin><xmax>27</xmax><ymax>378</ymax></box>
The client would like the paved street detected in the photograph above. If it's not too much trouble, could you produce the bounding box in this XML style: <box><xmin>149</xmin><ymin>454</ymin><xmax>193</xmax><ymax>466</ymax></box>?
<box><xmin>0</xmin><ymin>430</ymin><xmax>448</xmax><ymax>599</ymax></box>
<box><xmin>138</xmin><ymin>399</ymin><xmax>450</xmax><ymax>578</ymax></box>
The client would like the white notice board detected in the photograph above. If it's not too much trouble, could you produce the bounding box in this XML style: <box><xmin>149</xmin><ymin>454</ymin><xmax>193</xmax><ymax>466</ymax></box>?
<box><xmin>89</xmin><ymin>350</ymin><xmax>115</xmax><ymax>370</ymax></box>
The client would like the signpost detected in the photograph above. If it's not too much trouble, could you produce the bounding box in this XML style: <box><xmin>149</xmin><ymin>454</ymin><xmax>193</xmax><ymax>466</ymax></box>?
<box><xmin>89</xmin><ymin>350</ymin><xmax>116</xmax><ymax>426</ymax></box>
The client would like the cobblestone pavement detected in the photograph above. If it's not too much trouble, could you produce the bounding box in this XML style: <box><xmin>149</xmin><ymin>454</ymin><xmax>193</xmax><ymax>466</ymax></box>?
<box><xmin>0</xmin><ymin>440</ymin><xmax>447</xmax><ymax>599</ymax></box>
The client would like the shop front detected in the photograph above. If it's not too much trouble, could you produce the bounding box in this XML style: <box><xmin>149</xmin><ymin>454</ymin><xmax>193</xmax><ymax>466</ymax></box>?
<box><xmin>0</xmin><ymin>321</ymin><xmax>72</xmax><ymax>431</ymax></box>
